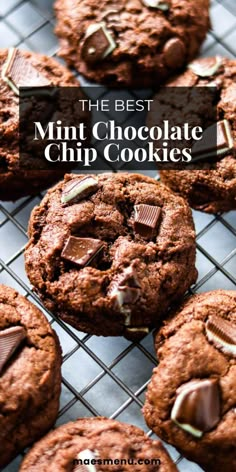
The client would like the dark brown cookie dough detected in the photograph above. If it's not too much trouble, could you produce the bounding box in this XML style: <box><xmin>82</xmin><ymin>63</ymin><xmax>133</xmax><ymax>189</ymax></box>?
<box><xmin>143</xmin><ymin>290</ymin><xmax>236</xmax><ymax>472</ymax></box>
<box><xmin>0</xmin><ymin>48</ymin><xmax>89</xmax><ymax>201</ymax></box>
<box><xmin>25</xmin><ymin>172</ymin><xmax>197</xmax><ymax>341</ymax></box>
<box><xmin>54</xmin><ymin>0</ymin><xmax>210</xmax><ymax>88</ymax></box>
<box><xmin>0</xmin><ymin>284</ymin><xmax>62</xmax><ymax>468</ymax></box>
<box><xmin>158</xmin><ymin>57</ymin><xmax>236</xmax><ymax>213</ymax></box>
<box><xmin>20</xmin><ymin>417</ymin><xmax>177</xmax><ymax>471</ymax></box>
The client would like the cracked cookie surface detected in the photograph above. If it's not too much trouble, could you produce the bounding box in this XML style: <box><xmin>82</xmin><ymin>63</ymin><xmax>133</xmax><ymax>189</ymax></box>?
<box><xmin>54</xmin><ymin>0</ymin><xmax>210</xmax><ymax>87</ymax></box>
<box><xmin>143</xmin><ymin>290</ymin><xmax>236</xmax><ymax>472</ymax></box>
<box><xmin>25</xmin><ymin>172</ymin><xmax>197</xmax><ymax>340</ymax></box>
<box><xmin>0</xmin><ymin>284</ymin><xmax>62</xmax><ymax>468</ymax></box>
<box><xmin>20</xmin><ymin>417</ymin><xmax>177</xmax><ymax>471</ymax></box>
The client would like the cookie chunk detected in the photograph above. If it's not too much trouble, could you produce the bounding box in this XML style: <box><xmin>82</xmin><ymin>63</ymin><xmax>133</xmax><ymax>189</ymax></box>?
<box><xmin>25</xmin><ymin>172</ymin><xmax>197</xmax><ymax>340</ymax></box>
<box><xmin>54</xmin><ymin>0</ymin><xmax>210</xmax><ymax>87</ymax></box>
<box><xmin>143</xmin><ymin>290</ymin><xmax>236</xmax><ymax>472</ymax></box>
<box><xmin>158</xmin><ymin>57</ymin><xmax>236</xmax><ymax>213</ymax></box>
<box><xmin>0</xmin><ymin>48</ymin><xmax>89</xmax><ymax>201</ymax></box>
<box><xmin>0</xmin><ymin>284</ymin><xmax>62</xmax><ymax>468</ymax></box>
<box><xmin>20</xmin><ymin>417</ymin><xmax>177</xmax><ymax>471</ymax></box>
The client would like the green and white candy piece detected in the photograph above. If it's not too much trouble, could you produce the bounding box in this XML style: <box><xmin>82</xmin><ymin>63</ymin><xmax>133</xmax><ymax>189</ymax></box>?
<box><xmin>74</xmin><ymin>449</ymin><xmax>98</xmax><ymax>472</ymax></box>
<box><xmin>109</xmin><ymin>287</ymin><xmax>132</xmax><ymax>325</ymax></box>
<box><xmin>85</xmin><ymin>22</ymin><xmax>116</xmax><ymax>60</ymax></box>
<box><xmin>171</xmin><ymin>379</ymin><xmax>220</xmax><ymax>438</ymax></box>
<box><xmin>109</xmin><ymin>265</ymin><xmax>141</xmax><ymax>326</ymax></box>
<box><xmin>1</xmin><ymin>47</ymin><xmax>50</xmax><ymax>96</ymax></box>
<box><xmin>188</xmin><ymin>56</ymin><xmax>222</xmax><ymax>78</ymax></box>
<box><xmin>61</xmin><ymin>176</ymin><xmax>98</xmax><ymax>205</ymax></box>
<box><xmin>142</xmin><ymin>0</ymin><xmax>169</xmax><ymax>10</ymax></box>
<box><xmin>191</xmin><ymin>119</ymin><xmax>234</xmax><ymax>162</ymax></box>
<box><xmin>2</xmin><ymin>48</ymin><xmax>19</xmax><ymax>95</ymax></box>
<box><xmin>206</xmin><ymin>315</ymin><xmax>236</xmax><ymax>357</ymax></box>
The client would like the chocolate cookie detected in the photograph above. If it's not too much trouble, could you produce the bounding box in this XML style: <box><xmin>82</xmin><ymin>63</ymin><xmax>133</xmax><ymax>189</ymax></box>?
<box><xmin>20</xmin><ymin>417</ymin><xmax>177</xmax><ymax>471</ymax></box>
<box><xmin>54</xmin><ymin>0</ymin><xmax>210</xmax><ymax>88</ymax></box>
<box><xmin>0</xmin><ymin>284</ymin><xmax>62</xmax><ymax>468</ymax></box>
<box><xmin>143</xmin><ymin>290</ymin><xmax>236</xmax><ymax>472</ymax></box>
<box><xmin>158</xmin><ymin>57</ymin><xmax>236</xmax><ymax>213</ymax></box>
<box><xmin>25</xmin><ymin>172</ymin><xmax>197</xmax><ymax>340</ymax></box>
<box><xmin>0</xmin><ymin>48</ymin><xmax>89</xmax><ymax>201</ymax></box>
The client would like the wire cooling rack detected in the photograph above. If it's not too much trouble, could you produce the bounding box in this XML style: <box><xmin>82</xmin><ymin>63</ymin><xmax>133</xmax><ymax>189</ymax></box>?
<box><xmin>0</xmin><ymin>1</ymin><xmax>235</xmax><ymax>471</ymax></box>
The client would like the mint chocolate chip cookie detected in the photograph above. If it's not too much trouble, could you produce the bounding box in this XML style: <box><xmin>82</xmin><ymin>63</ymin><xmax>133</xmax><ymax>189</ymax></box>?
<box><xmin>54</xmin><ymin>0</ymin><xmax>210</xmax><ymax>87</ymax></box>
<box><xmin>25</xmin><ymin>172</ymin><xmax>197</xmax><ymax>340</ymax></box>
<box><xmin>158</xmin><ymin>57</ymin><xmax>236</xmax><ymax>213</ymax></box>
<box><xmin>20</xmin><ymin>417</ymin><xmax>177</xmax><ymax>471</ymax></box>
<box><xmin>0</xmin><ymin>48</ymin><xmax>89</xmax><ymax>201</ymax></box>
<box><xmin>0</xmin><ymin>284</ymin><xmax>62</xmax><ymax>468</ymax></box>
<box><xmin>143</xmin><ymin>290</ymin><xmax>236</xmax><ymax>472</ymax></box>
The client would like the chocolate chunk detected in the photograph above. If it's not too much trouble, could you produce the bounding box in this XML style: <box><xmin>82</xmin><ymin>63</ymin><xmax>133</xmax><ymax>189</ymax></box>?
<box><xmin>192</xmin><ymin>120</ymin><xmax>234</xmax><ymax>162</ymax></box>
<box><xmin>62</xmin><ymin>236</ymin><xmax>104</xmax><ymax>267</ymax></box>
<box><xmin>109</xmin><ymin>265</ymin><xmax>141</xmax><ymax>325</ymax></box>
<box><xmin>171</xmin><ymin>379</ymin><xmax>220</xmax><ymax>437</ymax></box>
<box><xmin>61</xmin><ymin>177</ymin><xmax>98</xmax><ymax>205</ymax></box>
<box><xmin>206</xmin><ymin>315</ymin><xmax>236</xmax><ymax>357</ymax></box>
<box><xmin>81</xmin><ymin>23</ymin><xmax>116</xmax><ymax>64</ymax></box>
<box><xmin>142</xmin><ymin>0</ymin><xmax>169</xmax><ymax>10</ymax></box>
<box><xmin>189</xmin><ymin>56</ymin><xmax>222</xmax><ymax>77</ymax></box>
<box><xmin>1</xmin><ymin>48</ymin><xmax>50</xmax><ymax>96</ymax></box>
<box><xmin>163</xmin><ymin>38</ymin><xmax>186</xmax><ymax>69</ymax></box>
<box><xmin>134</xmin><ymin>204</ymin><xmax>161</xmax><ymax>237</ymax></box>
<box><xmin>0</xmin><ymin>326</ymin><xmax>26</xmax><ymax>374</ymax></box>
<box><xmin>73</xmin><ymin>449</ymin><xmax>97</xmax><ymax>472</ymax></box>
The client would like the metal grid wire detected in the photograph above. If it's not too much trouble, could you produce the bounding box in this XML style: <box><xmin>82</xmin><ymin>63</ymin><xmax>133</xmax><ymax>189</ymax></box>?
<box><xmin>0</xmin><ymin>0</ymin><xmax>235</xmax><ymax>470</ymax></box>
